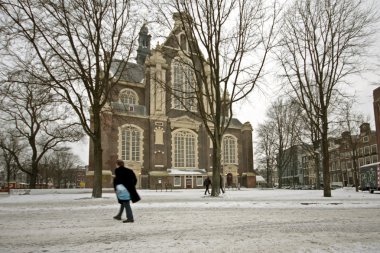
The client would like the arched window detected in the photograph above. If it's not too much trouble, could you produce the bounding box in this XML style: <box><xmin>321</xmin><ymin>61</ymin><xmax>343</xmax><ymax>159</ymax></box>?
<box><xmin>120</xmin><ymin>125</ymin><xmax>142</xmax><ymax>162</ymax></box>
<box><xmin>223</xmin><ymin>135</ymin><xmax>237</xmax><ymax>164</ymax></box>
<box><xmin>173</xmin><ymin>130</ymin><xmax>197</xmax><ymax>168</ymax></box>
<box><xmin>172</xmin><ymin>60</ymin><xmax>195</xmax><ymax>111</ymax></box>
<box><xmin>120</xmin><ymin>89</ymin><xmax>138</xmax><ymax>105</ymax></box>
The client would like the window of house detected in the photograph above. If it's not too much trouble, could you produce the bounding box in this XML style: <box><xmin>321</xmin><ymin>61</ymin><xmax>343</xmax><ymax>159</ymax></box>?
<box><xmin>174</xmin><ymin>176</ymin><xmax>181</xmax><ymax>186</ymax></box>
<box><xmin>364</xmin><ymin>146</ymin><xmax>370</xmax><ymax>155</ymax></box>
<box><xmin>363</xmin><ymin>136</ymin><xmax>369</xmax><ymax>143</ymax></box>
<box><xmin>372</xmin><ymin>155</ymin><xmax>378</xmax><ymax>164</ymax></box>
<box><xmin>172</xmin><ymin>61</ymin><xmax>195</xmax><ymax>111</ymax></box>
<box><xmin>335</xmin><ymin>161</ymin><xmax>340</xmax><ymax>170</ymax></box>
<box><xmin>365</xmin><ymin>156</ymin><xmax>371</xmax><ymax>164</ymax></box>
<box><xmin>173</xmin><ymin>130</ymin><xmax>196</xmax><ymax>168</ymax></box>
<box><xmin>358</xmin><ymin>148</ymin><xmax>363</xmax><ymax>156</ymax></box>
<box><xmin>371</xmin><ymin>144</ymin><xmax>377</xmax><ymax>154</ymax></box>
<box><xmin>341</xmin><ymin>161</ymin><xmax>346</xmax><ymax>170</ymax></box>
<box><xmin>346</xmin><ymin>161</ymin><xmax>352</xmax><ymax>169</ymax></box>
<box><xmin>121</xmin><ymin>125</ymin><xmax>142</xmax><ymax>162</ymax></box>
<box><xmin>359</xmin><ymin>158</ymin><xmax>364</xmax><ymax>167</ymax></box>
<box><xmin>196</xmin><ymin>176</ymin><xmax>203</xmax><ymax>186</ymax></box>
<box><xmin>120</xmin><ymin>89</ymin><xmax>138</xmax><ymax>105</ymax></box>
<box><xmin>223</xmin><ymin>135</ymin><xmax>237</xmax><ymax>164</ymax></box>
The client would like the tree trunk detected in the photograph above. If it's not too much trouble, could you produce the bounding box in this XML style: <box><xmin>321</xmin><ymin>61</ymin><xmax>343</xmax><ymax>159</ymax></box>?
<box><xmin>29</xmin><ymin>162</ymin><xmax>39</xmax><ymax>189</ymax></box>
<box><xmin>6</xmin><ymin>166</ymin><xmax>11</xmax><ymax>194</ymax></box>
<box><xmin>314</xmin><ymin>154</ymin><xmax>320</xmax><ymax>190</ymax></box>
<box><xmin>352</xmin><ymin>157</ymin><xmax>359</xmax><ymax>192</ymax></box>
<box><xmin>211</xmin><ymin>136</ymin><xmax>222</xmax><ymax>196</ymax></box>
<box><xmin>92</xmin><ymin>111</ymin><xmax>103</xmax><ymax>198</ymax></box>
<box><xmin>312</xmin><ymin>140</ymin><xmax>321</xmax><ymax>190</ymax></box>
<box><xmin>321</xmin><ymin>117</ymin><xmax>331</xmax><ymax>197</ymax></box>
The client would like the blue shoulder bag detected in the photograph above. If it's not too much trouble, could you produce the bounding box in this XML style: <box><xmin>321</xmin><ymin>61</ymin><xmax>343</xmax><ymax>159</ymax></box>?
<box><xmin>116</xmin><ymin>184</ymin><xmax>131</xmax><ymax>200</ymax></box>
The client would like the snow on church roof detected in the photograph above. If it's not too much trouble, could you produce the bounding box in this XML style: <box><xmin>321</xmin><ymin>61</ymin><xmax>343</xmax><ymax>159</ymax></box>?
<box><xmin>110</xmin><ymin>60</ymin><xmax>145</xmax><ymax>83</ymax></box>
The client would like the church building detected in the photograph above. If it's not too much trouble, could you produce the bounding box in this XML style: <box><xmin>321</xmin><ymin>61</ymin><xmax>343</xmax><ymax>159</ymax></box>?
<box><xmin>88</xmin><ymin>14</ymin><xmax>256</xmax><ymax>189</ymax></box>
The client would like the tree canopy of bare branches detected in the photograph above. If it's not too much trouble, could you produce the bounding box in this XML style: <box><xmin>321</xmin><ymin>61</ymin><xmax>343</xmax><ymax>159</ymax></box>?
<box><xmin>150</xmin><ymin>0</ymin><xmax>278</xmax><ymax>195</ymax></box>
<box><xmin>277</xmin><ymin>0</ymin><xmax>377</xmax><ymax>197</ymax></box>
<box><xmin>256</xmin><ymin>121</ymin><xmax>277</xmax><ymax>187</ymax></box>
<box><xmin>0</xmin><ymin>70</ymin><xmax>83</xmax><ymax>188</ymax></box>
<box><xmin>40</xmin><ymin>151</ymin><xmax>82</xmax><ymax>189</ymax></box>
<box><xmin>0</xmin><ymin>0</ymin><xmax>140</xmax><ymax>197</ymax></box>
<box><xmin>256</xmin><ymin>98</ymin><xmax>303</xmax><ymax>188</ymax></box>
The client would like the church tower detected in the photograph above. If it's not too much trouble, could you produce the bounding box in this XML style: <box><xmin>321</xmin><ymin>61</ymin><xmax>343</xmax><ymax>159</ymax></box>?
<box><xmin>136</xmin><ymin>24</ymin><xmax>151</xmax><ymax>65</ymax></box>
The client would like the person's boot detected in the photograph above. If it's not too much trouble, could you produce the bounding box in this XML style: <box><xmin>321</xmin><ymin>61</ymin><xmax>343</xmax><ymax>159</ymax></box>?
<box><xmin>113</xmin><ymin>215</ymin><xmax>121</xmax><ymax>220</ymax></box>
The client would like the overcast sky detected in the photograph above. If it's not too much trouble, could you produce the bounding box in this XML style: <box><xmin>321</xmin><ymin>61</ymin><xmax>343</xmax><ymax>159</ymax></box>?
<box><xmin>72</xmin><ymin>0</ymin><xmax>380</xmax><ymax>166</ymax></box>
<box><xmin>235</xmin><ymin>0</ymin><xmax>380</xmax><ymax>137</ymax></box>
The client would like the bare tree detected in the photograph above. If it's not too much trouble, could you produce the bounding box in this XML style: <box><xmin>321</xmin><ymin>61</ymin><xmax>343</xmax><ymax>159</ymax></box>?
<box><xmin>274</xmin><ymin>99</ymin><xmax>304</xmax><ymax>188</ymax></box>
<box><xmin>277</xmin><ymin>0</ymin><xmax>377</xmax><ymax>197</ymax></box>
<box><xmin>149</xmin><ymin>0</ymin><xmax>278</xmax><ymax>195</ymax></box>
<box><xmin>0</xmin><ymin>70</ymin><xmax>83</xmax><ymax>188</ymax></box>
<box><xmin>0</xmin><ymin>0</ymin><xmax>140</xmax><ymax>197</ymax></box>
<box><xmin>256</xmin><ymin>121</ymin><xmax>277</xmax><ymax>187</ymax></box>
<box><xmin>42</xmin><ymin>151</ymin><xmax>82</xmax><ymax>188</ymax></box>
<box><xmin>256</xmin><ymin>98</ymin><xmax>303</xmax><ymax>188</ymax></box>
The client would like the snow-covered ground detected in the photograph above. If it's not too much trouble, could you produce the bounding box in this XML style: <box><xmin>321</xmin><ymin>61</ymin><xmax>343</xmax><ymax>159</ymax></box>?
<box><xmin>1</xmin><ymin>188</ymin><xmax>380</xmax><ymax>253</ymax></box>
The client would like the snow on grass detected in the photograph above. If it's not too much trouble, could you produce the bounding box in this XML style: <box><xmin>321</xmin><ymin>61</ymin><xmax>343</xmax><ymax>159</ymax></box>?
<box><xmin>1</xmin><ymin>188</ymin><xmax>380</xmax><ymax>253</ymax></box>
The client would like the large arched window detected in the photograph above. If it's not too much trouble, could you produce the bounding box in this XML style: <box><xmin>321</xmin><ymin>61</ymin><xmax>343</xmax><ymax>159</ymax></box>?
<box><xmin>173</xmin><ymin>130</ymin><xmax>197</xmax><ymax>168</ymax></box>
<box><xmin>120</xmin><ymin>125</ymin><xmax>142</xmax><ymax>162</ymax></box>
<box><xmin>223</xmin><ymin>135</ymin><xmax>237</xmax><ymax>164</ymax></box>
<box><xmin>172</xmin><ymin>60</ymin><xmax>195</xmax><ymax>111</ymax></box>
<box><xmin>119</xmin><ymin>89</ymin><xmax>138</xmax><ymax>105</ymax></box>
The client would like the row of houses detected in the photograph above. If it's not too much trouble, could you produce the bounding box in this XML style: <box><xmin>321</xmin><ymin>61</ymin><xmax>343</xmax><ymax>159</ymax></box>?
<box><xmin>274</xmin><ymin>122</ymin><xmax>378</xmax><ymax>188</ymax></box>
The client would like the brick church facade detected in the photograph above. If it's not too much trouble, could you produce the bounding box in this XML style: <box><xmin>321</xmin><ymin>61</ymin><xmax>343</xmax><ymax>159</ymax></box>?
<box><xmin>89</xmin><ymin>14</ymin><xmax>256</xmax><ymax>189</ymax></box>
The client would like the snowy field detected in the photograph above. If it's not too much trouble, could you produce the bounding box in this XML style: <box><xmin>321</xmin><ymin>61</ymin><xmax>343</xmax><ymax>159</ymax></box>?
<box><xmin>1</xmin><ymin>188</ymin><xmax>380</xmax><ymax>253</ymax></box>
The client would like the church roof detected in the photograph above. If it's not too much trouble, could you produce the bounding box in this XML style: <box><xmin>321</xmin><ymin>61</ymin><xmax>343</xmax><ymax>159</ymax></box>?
<box><xmin>110</xmin><ymin>60</ymin><xmax>145</xmax><ymax>83</ymax></box>
<box><xmin>229</xmin><ymin>118</ymin><xmax>243</xmax><ymax>128</ymax></box>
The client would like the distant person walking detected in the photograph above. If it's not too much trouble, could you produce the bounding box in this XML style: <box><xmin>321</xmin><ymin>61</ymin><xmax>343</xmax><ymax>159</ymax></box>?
<box><xmin>204</xmin><ymin>176</ymin><xmax>212</xmax><ymax>195</ymax></box>
<box><xmin>220</xmin><ymin>175</ymin><xmax>225</xmax><ymax>194</ymax></box>
<box><xmin>113</xmin><ymin>159</ymin><xmax>140</xmax><ymax>223</ymax></box>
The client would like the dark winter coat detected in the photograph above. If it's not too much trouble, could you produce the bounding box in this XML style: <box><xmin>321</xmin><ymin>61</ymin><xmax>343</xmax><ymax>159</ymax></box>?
<box><xmin>204</xmin><ymin>177</ymin><xmax>212</xmax><ymax>187</ymax></box>
<box><xmin>113</xmin><ymin>166</ymin><xmax>141</xmax><ymax>203</ymax></box>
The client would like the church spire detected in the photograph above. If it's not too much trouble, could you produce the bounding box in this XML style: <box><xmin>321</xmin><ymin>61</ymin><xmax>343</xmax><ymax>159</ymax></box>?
<box><xmin>136</xmin><ymin>23</ymin><xmax>151</xmax><ymax>65</ymax></box>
